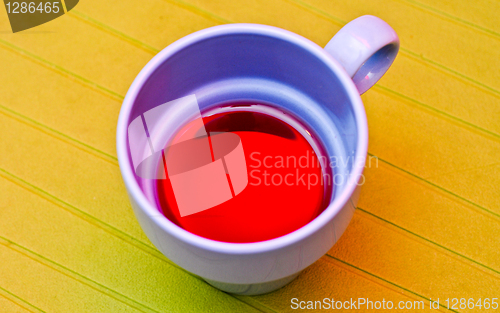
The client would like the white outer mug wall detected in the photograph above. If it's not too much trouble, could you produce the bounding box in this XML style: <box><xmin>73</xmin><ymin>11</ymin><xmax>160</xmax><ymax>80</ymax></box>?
<box><xmin>117</xmin><ymin>23</ymin><xmax>370</xmax><ymax>293</ymax></box>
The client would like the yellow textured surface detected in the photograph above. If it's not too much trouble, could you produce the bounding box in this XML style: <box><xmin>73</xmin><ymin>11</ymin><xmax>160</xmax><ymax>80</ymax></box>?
<box><xmin>0</xmin><ymin>0</ymin><xmax>499</xmax><ymax>312</ymax></box>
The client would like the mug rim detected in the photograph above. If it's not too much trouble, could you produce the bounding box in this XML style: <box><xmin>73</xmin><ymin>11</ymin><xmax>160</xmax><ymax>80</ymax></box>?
<box><xmin>117</xmin><ymin>23</ymin><xmax>368</xmax><ymax>255</ymax></box>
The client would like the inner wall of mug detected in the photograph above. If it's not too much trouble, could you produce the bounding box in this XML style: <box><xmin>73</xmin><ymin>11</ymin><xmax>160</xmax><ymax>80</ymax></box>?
<box><xmin>127</xmin><ymin>32</ymin><xmax>359</xmax><ymax>211</ymax></box>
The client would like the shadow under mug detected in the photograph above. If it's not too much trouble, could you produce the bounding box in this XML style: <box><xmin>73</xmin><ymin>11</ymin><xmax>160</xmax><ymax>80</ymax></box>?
<box><xmin>117</xmin><ymin>16</ymin><xmax>399</xmax><ymax>295</ymax></box>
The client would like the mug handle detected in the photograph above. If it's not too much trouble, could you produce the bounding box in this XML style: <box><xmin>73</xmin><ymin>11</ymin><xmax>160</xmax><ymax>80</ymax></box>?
<box><xmin>324</xmin><ymin>15</ymin><xmax>399</xmax><ymax>94</ymax></box>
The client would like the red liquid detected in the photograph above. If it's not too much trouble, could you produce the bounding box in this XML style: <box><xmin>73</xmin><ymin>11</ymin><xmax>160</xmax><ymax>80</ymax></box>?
<box><xmin>156</xmin><ymin>104</ymin><xmax>332</xmax><ymax>243</ymax></box>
